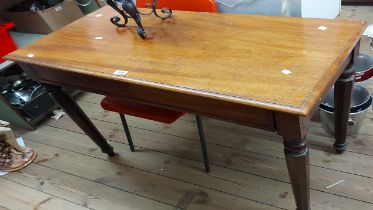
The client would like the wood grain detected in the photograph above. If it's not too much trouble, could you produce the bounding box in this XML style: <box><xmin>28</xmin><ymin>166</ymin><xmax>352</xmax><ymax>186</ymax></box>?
<box><xmin>0</xmin><ymin>177</ymin><xmax>90</xmax><ymax>210</ymax></box>
<box><xmin>6</xmin><ymin>165</ymin><xmax>177</xmax><ymax>210</ymax></box>
<box><xmin>22</xmin><ymin>139</ymin><xmax>279</xmax><ymax>210</ymax></box>
<box><xmin>49</xmin><ymin>99</ymin><xmax>373</xmax><ymax>179</ymax></box>
<box><xmin>15</xmin><ymin>112</ymin><xmax>373</xmax><ymax>209</ymax></box>
<box><xmin>21</xmin><ymin>64</ymin><xmax>277</xmax><ymax>130</ymax></box>
<box><xmin>5</xmin><ymin>7</ymin><xmax>366</xmax><ymax>116</ymax></box>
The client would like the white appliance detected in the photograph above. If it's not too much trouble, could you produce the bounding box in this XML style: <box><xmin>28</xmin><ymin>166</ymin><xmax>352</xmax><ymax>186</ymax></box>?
<box><xmin>216</xmin><ymin>0</ymin><xmax>341</xmax><ymax>19</ymax></box>
<box><xmin>285</xmin><ymin>0</ymin><xmax>341</xmax><ymax>19</ymax></box>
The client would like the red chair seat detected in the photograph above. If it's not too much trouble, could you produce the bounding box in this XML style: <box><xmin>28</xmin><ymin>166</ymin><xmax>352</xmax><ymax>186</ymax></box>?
<box><xmin>101</xmin><ymin>96</ymin><xmax>185</xmax><ymax>124</ymax></box>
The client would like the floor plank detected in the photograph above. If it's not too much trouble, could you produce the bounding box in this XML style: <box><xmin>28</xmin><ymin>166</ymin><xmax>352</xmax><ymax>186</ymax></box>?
<box><xmin>5</xmin><ymin>165</ymin><xmax>174</xmax><ymax>210</ymax></box>
<box><xmin>17</xmin><ymin>121</ymin><xmax>373</xmax><ymax>209</ymax></box>
<box><xmin>43</xmin><ymin>101</ymin><xmax>373</xmax><ymax>179</ymax></box>
<box><xmin>22</xmin><ymin>139</ymin><xmax>279</xmax><ymax>210</ymax></box>
<box><xmin>0</xmin><ymin>177</ymin><xmax>90</xmax><ymax>210</ymax></box>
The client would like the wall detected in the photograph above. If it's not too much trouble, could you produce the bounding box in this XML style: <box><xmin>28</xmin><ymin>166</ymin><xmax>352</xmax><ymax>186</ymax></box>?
<box><xmin>215</xmin><ymin>0</ymin><xmax>341</xmax><ymax>19</ymax></box>
<box><xmin>285</xmin><ymin>0</ymin><xmax>341</xmax><ymax>19</ymax></box>
<box><xmin>302</xmin><ymin>0</ymin><xmax>341</xmax><ymax>19</ymax></box>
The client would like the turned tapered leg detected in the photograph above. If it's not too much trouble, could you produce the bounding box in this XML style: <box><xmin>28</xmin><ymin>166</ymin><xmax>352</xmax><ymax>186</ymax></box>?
<box><xmin>44</xmin><ymin>84</ymin><xmax>115</xmax><ymax>156</ymax></box>
<box><xmin>275</xmin><ymin>113</ymin><xmax>310</xmax><ymax>210</ymax></box>
<box><xmin>284</xmin><ymin>138</ymin><xmax>310</xmax><ymax>210</ymax></box>
<box><xmin>334</xmin><ymin>67</ymin><xmax>354</xmax><ymax>154</ymax></box>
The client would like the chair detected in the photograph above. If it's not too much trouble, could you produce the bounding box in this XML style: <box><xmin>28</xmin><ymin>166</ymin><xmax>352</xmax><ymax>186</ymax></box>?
<box><xmin>101</xmin><ymin>1</ymin><xmax>217</xmax><ymax>173</ymax></box>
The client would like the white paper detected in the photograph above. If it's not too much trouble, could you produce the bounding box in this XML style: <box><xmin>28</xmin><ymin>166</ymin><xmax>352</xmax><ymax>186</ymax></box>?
<box><xmin>55</xmin><ymin>5</ymin><xmax>63</xmax><ymax>12</ymax></box>
<box><xmin>51</xmin><ymin>109</ymin><xmax>66</xmax><ymax>121</ymax></box>
<box><xmin>113</xmin><ymin>70</ymin><xmax>129</xmax><ymax>76</ymax></box>
<box><xmin>281</xmin><ymin>69</ymin><xmax>292</xmax><ymax>75</ymax></box>
<box><xmin>318</xmin><ymin>26</ymin><xmax>328</xmax><ymax>31</ymax></box>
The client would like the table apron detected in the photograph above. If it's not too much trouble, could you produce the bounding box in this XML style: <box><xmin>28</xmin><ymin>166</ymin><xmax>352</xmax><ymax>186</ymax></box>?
<box><xmin>20</xmin><ymin>64</ymin><xmax>276</xmax><ymax>131</ymax></box>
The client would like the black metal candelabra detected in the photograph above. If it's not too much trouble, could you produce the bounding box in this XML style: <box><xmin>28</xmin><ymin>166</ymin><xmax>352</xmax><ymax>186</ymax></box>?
<box><xmin>106</xmin><ymin>0</ymin><xmax>173</xmax><ymax>39</ymax></box>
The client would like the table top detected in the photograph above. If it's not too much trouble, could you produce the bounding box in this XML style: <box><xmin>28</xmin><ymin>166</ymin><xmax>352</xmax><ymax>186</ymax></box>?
<box><xmin>5</xmin><ymin>6</ymin><xmax>366</xmax><ymax>116</ymax></box>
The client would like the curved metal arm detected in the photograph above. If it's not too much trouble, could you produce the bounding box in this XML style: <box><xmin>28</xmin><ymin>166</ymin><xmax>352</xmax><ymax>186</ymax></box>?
<box><xmin>151</xmin><ymin>0</ymin><xmax>172</xmax><ymax>20</ymax></box>
<box><xmin>106</xmin><ymin>0</ymin><xmax>173</xmax><ymax>39</ymax></box>
<box><xmin>106</xmin><ymin>0</ymin><xmax>129</xmax><ymax>27</ymax></box>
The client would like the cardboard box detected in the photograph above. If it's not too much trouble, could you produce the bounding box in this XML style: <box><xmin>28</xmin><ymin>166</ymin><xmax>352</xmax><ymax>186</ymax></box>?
<box><xmin>96</xmin><ymin>0</ymin><xmax>107</xmax><ymax>7</ymax></box>
<box><xmin>0</xmin><ymin>0</ymin><xmax>25</xmax><ymax>14</ymax></box>
<box><xmin>2</xmin><ymin>0</ymin><xmax>84</xmax><ymax>34</ymax></box>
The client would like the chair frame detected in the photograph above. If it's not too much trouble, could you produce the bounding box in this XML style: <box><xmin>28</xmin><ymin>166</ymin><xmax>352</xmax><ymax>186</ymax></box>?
<box><xmin>119</xmin><ymin>113</ymin><xmax>210</xmax><ymax>173</ymax></box>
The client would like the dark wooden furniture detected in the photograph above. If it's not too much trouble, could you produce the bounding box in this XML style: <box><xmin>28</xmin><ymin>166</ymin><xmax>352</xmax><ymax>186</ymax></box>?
<box><xmin>5</xmin><ymin>7</ymin><xmax>366</xmax><ymax>210</ymax></box>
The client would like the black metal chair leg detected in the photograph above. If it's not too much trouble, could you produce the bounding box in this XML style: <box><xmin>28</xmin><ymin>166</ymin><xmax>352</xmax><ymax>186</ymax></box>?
<box><xmin>119</xmin><ymin>114</ymin><xmax>135</xmax><ymax>152</ymax></box>
<box><xmin>196</xmin><ymin>115</ymin><xmax>210</xmax><ymax>173</ymax></box>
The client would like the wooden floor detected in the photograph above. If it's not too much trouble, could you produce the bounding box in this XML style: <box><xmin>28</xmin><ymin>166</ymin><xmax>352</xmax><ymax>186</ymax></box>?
<box><xmin>3</xmin><ymin>6</ymin><xmax>373</xmax><ymax>210</ymax></box>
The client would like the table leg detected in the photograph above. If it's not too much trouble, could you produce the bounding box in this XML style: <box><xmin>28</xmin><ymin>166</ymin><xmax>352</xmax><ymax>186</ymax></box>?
<box><xmin>275</xmin><ymin>113</ymin><xmax>310</xmax><ymax>210</ymax></box>
<box><xmin>44</xmin><ymin>84</ymin><xmax>115</xmax><ymax>156</ymax></box>
<box><xmin>283</xmin><ymin>138</ymin><xmax>310</xmax><ymax>210</ymax></box>
<box><xmin>333</xmin><ymin>67</ymin><xmax>354</xmax><ymax>154</ymax></box>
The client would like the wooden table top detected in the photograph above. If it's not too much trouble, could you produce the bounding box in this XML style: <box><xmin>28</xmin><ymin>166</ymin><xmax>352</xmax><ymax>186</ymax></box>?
<box><xmin>6</xmin><ymin>6</ymin><xmax>366</xmax><ymax>116</ymax></box>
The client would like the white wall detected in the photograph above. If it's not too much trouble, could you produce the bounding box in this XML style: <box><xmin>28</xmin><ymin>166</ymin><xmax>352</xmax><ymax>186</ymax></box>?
<box><xmin>302</xmin><ymin>0</ymin><xmax>341</xmax><ymax>19</ymax></box>
<box><xmin>216</xmin><ymin>0</ymin><xmax>341</xmax><ymax>19</ymax></box>
<box><xmin>285</xmin><ymin>0</ymin><xmax>341</xmax><ymax>19</ymax></box>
